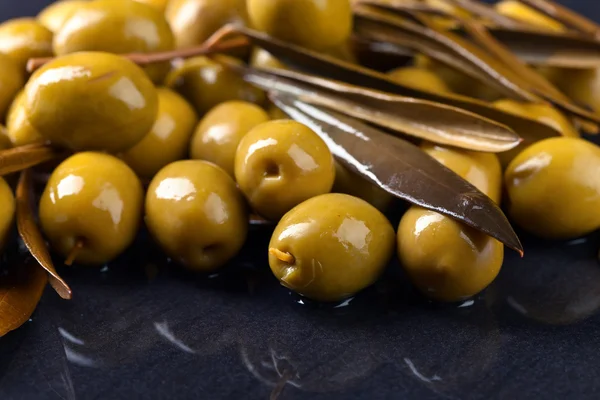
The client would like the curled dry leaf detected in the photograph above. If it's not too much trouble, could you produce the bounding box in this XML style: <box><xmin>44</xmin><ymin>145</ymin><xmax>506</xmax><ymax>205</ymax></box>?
<box><xmin>224</xmin><ymin>61</ymin><xmax>521</xmax><ymax>152</ymax></box>
<box><xmin>0</xmin><ymin>258</ymin><xmax>48</xmax><ymax>337</ymax></box>
<box><xmin>214</xmin><ymin>25</ymin><xmax>560</xmax><ymax>139</ymax></box>
<box><xmin>271</xmin><ymin>95</ymin><xmax>523</xmax><ymax>254</ymax></box>
<box><xmin>16</xmin><ymin>169</ymin><xmax>72</xmax><ymax>300</ymax></box>
<box><xmin>0</xmin><ymin>143</ymin><xmax>61</xmax><ymax>176</ymax></box>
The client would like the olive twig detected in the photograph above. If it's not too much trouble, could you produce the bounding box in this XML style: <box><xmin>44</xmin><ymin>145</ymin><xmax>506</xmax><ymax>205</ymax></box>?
<box><xmin>269</xmin><ymin>248</ymin><xmax>295</xmax><ymax>264</ymax></box>
<box><xmin>0</xmin><ymin>143</ymin><xmax>62</xmax><ymax>178</ymax></box>
<box><xmin>65</xmin><ymin>239</ymin><xmax>85</xmax><ymax>266</ymax></box>
<box><xmin>26</xmin><ymin>37</ymin><xmax>250</xmax><ymax>72</ymax></box>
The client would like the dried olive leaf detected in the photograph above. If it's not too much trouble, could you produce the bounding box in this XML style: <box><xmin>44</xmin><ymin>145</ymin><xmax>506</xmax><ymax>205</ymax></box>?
<box><xmin>442</xmin><ymin>0</ymin><xmax>539</xmax><ymax>30</ymax></box>
<box><xmin>272</xmin><ymin>95</ymin><xmax>523</xmax><ymax>254</ymax></box>
<box><xmin>520</xmin><ymin>0</ymin><xmax>600</xmax><ymax>38</ymax></box>
<box><xmin>461</xmin><ymin>19</ymin><xmax>600</xmax><ymax>125</ymax></box>
<box><xmin>354</xmin><ymin>4</ymin><xmax>540</xmax><ymax>102</ymax></box>
<box><xmin>224</xmin><ymin>61</ymin><xmax>521</xmax><ymax>152</ymax></box>
<box><xmin>16</xmin><ymin>169</ymin><xmax>72</xmax><ymax>300</ymax></box>
<box><xmin>220</xmin><ymin>25</ymin><xmax>561</xmax><ymax>139</ymax></box>
<box><xmin>0</xmin><ymin>143</ymin><xmax>60</xmax><ymax>176</ymax></box>
<box><xmin>0</xmin><ymin>258</ymin><xmax>48</xmax><ymax>337</ymax></box>
<box><xmin>483</xmin><ymin>27</ymin><xmax>600</xmax><ymax>69</ymax></box>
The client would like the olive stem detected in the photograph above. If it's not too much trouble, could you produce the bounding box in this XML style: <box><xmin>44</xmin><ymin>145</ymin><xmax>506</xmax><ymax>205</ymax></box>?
<box><xmin>65</xmin><ymin>239</ymin><xmax>85</xmax><ymax>266</ymax></box>
<box><xmin>0</xmin><ymin>143</ymin><xmax>62</xmax><ymax>176</ymax></box>
<box><xmin>269</xmin><ymin>248</ymin><xmax>295</xmax><ymax>265</ymax></box>
<box><xmin>26</xmin><ymin>37</ymin><xmax>250</xmax><ymax>73</ymax></box>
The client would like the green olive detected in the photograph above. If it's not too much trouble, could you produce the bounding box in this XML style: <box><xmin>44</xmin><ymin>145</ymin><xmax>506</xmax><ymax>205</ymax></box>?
<box><xmin>37</xmin><ymin>0</ymin><xmax>88</xmax><ymax>33</ymax></box>
<box><xmin>0</xmin><ymin>53</ymin><xmax>24</xmax><ymax>121</ymax></box>
<box><xmin>0</xmin><ymin>125</ymin><xmax>11</xmax><ymax>150</ymax></box>
<box><xmin>122</xmin><ymin>88</ymin><xmax>198</xmax><ymax>180</ymax></box>
<box><xmin>387</xmin><ymin>66</ymin><xmax>452</xmax><ymax>94</ymax></box>
<box><xmin>145</xmin><ymin>160</ymin><xmax>249</xmax><ymax>272</ymax></box>
<box><xmin>190</xmin><ymin>100</ymin><xmax>270</xmax><ymax>177</ymax></box>
<box><xmin>0</xmin><ymin>18</ymin><xmax>53</xmax><ymax>69</ymax></box>
<box><xmin>24</xmin><ymin>51</ymin><xmax>158</xmax><ymax>153</ymax></box>
<box><xmin>247</xmin><ymin>0</ymin><xmax>353</xmax><ymax>51</ymax></box>
<box><xmin>249</xmin><ymin>47</ymin><xmax>287</xmax><ymax>70</ymax></box>
<box><xmin>54</xmin><ymin>0</ymin><xmax>175</xmax><ymax>83</ymax></box>
<box><xmin>6</xmin><ymin>90</ymin><xmax>44</xmax><ymax>147</ymax></box>
<box><xmin>269</xmin><ymin>193</ymin><xmax>395</xmax><ymax>302</ymax></box>
<box><xmin>166</xmin><ymin>55</ymin><xmax>266</xmax><ymax>115</ymax></box>
<box><xmin>165</xmin><ymin>0</ymin><xmax>248</xmax><ymax>49</ymax></box>
<box><xmin>493</xmin><ymin>99</ymin><xmax>579</xmax><ymax>168</ymax></box>
<box><xmin>397</xmin><ymin>144</ymin><xmax>504</xmax><ymax>302</ymax></box>
<box><xmin>39</xmin><ymin>152</ymin><xmax>144</xmax><ymax>266</ymax></box>
<box><xmin>0</xmin><ymin>177</ymin><xmax>15</xmax><ymax>251</ymax></box>
<box><xmin>540</xmin><ymin>67</ymin><xmax>600</xmax><ymax>114</ymax></box>
<box><xmin>332</xmin><ymin>161</ymin><xmax>395</xmax><ymax>212</ymax></box>
<box><xmin>135</xmin><ymin>0</ymin><xmax>170</xmax><ymax>12</ymax></box>
<box><xmin>505</xmin><ymin>137</ymin><xmax>600</xmax><ymax>240</ymax></box>
<box><xmin>235</xmin><ymin>120</ymin><xmax>335</xmax><ymax>220</ymax></box>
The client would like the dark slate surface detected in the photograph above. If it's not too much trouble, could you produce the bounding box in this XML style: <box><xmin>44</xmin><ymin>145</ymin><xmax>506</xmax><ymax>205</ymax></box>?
<box><xmin>1</xmin><ymin>1</ymin><xmax>600</xmax><ymax>399</ymax></box>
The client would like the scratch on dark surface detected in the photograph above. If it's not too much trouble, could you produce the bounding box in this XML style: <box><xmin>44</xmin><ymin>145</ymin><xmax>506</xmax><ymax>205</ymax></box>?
<box><xmin>270</xmin><ymin>369</ymin><xmax>294</xmax><ymax>400</ymax></box>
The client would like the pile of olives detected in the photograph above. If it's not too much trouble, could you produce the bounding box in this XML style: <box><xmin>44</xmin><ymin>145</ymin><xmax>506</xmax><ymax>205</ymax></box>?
<box><xmin>0</xmin><ymin>0</ymin><xmax>598</xmax><ymax>306</ymax></box>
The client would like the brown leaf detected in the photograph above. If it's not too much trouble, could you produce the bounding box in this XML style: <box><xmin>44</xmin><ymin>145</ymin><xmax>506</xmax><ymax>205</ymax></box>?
<box><xmin>0</xmin><ymin>258</ymin><xmax>48</xmax><ymax>337</ymax></box>
<box><xmin>226</xmin><ymin>62</ymin><xmax>521</xmax><ymax>152</ymax></box>
<box><xmin>0</xmin><ymin>143</ymin><xmax>60</xmax><ymax>176</ymax></box>
<box><xmin>217</xmin><ymin>25</ymin><xmax>560</xmax><ymax>139</ymax></box>
<box><xmin>442</xmin><ymin>0</ymin><xmax>539</xmax><ymax>30</ymax></box>
<box><xmin>520</xmin><ymin>0</ymin><xmax>600</xmax><ymax>38</ymax></box>
<box><xmin>272</xmin><ymin>95</ymin><xmax>523</xmax><ymax>254</ymax></box>
<box><xmin>16</xmin><ymin>169</ymin><xmax>72</xmax><ymax>300</ymax></box>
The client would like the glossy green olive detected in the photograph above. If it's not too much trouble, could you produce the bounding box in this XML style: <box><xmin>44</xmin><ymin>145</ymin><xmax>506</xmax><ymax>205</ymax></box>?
<box><xmin>249</xmin><ymin>47</ymin><xmax>287</xmax><ymax>70</ymax></box>
<box><xmin>505</xmin><ymin>137</ymin><xmax>600</xmax><ymax>240</ymax></box>
<box><xmin>6</xmin><ymin>90</ymin><xmax>44</xmax><ymax>147</ymax></box>
<box><xmin>387</xmin><ymin>66</ymin><xmax>451</xmax><ymax>94</ymax></box>
<box><xmin>397</xmin><ymin>144</ymin><xmax>504</xmax><ymax>302</ymax></box>
<box><xmin>39</xmin><ymin>152</ymin><xmax>144</xmax><ymax>266</ymax></box>
<box><xmin>24</xmin><ymin>51</ymin><xmax>158</xmax><ymax>153</ymax></box>
<box><xmin>0</xmin><ymin>18</ymin><xmax>53</xmax><ymax>69</ymax></box>
<box><xmin>38</xmin><ymin>0</ymin><xmax>88</xmax><ymax>33</ymax></box>
<box><xmin>332</xmin><ymin>161</ymin><xmax>395</xmax><ymax>212</ymax></box>
<box><xmin>269</xmin><ymin>193</ymin><xmax>395</xmax><ymax>302</ymax></box>
<box><xmin>235</xmin><ymin>120</ymin><xmax>335</xmax><ymax>220</ymax></box>
<box><xmin>247</xmin><ymin>0</ymin><xmax>353</xmax><ymax>51</ymax></box>
<box><xmin>0</xmin><ymin>53</ymin><xmax>23</xmax><ymax>121</ymax></box>
<box><xmin>165</xmin><ymin>0</ymin><xmax>248</xmax><ymax>49</ymax></box>
<box><xmin>122</xmin><ymin>88</ymin><xmax>198</xmax><ymax>180</ymax></box>
<box><xmin>54</xmin><ymin>0</ymin><xmax>175</xmax><ymax>83</ymax></box>
<box><xmin>493</xmin><ymin>99</ymin><xmax>579</xmax><ymax>168</ymax></box>
<box><xmin>135</xmin><ymin>0</ymin><xmax>170</xmax><ymax>12</ymax></box>
<box><xmin>190</xmin><ymin>101</ymin><xmax>270</xmax><ymax>177</ymax></box>
<box><xmin>0</xmin><ymin>177</ymin><xmax>15</xmax><ymax>251</ymax></box>
<box><xmin>145</xmin><ymin>160</ymin><xmax>249</xmax><ymax>272</ymax></box>
<box><xmin>166</xmin><ymin>55</ymin><xmax>266</xmax><ymax>115</ymax></box>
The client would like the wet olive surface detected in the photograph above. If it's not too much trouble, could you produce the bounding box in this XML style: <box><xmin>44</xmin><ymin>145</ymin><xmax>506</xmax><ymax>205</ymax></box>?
<box><xmin>2</xmin><ymin>1</ymin><xmax>600</xmax><ymax>399</ymax></box>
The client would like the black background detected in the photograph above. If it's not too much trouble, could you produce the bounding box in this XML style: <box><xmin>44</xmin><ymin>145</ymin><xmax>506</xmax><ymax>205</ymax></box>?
<box><xmin>1</xmin><ymin>1</ymin><xmax>600</xmax><ymax>400</ymax></box>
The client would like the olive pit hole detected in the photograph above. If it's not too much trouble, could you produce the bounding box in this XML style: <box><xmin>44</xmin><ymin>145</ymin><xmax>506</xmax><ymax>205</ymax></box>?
<box><xmin>263</xmin><ymin>162</ymin><xmax>280</xmax><ymax>178</ymax></box>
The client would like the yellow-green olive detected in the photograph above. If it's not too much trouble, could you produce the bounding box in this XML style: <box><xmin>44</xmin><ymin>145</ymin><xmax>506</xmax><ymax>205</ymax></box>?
<box><xmin>268</xmin><ymin>193</ymin><xmax>396</xmax><ymax>302</ymax></box>
<box><xmin>249</xmin><ymin>47</ymin><xmax>287</xmax><ymax>70</ymax></box>
<box><xmin>0</xmin><ymin>18</ymin><xmax>53</xmax><ymax>69</ymax></box>
<box><xmin>539</xmin><ymin>67</ymin><xmax>600</xmax><ymax>114</ymax></box>
<box><xmin>135</xmin><ymin>0</ymin><xmax>170</xmax><ymax>12</ymax></box>
<box><xmin>332</xmin><ymin>161</ymin><xmax>395</xmax><ymax>212</ymax></box>
<box><xmin>190</xmin><ymin>100</ymin><xmax>270</xmax><ymax>177</ymax></box>
<box><xmin>397</xmin><ymin>143</ymin><xmax>504</xmax><ymax>302</ymax></box>
<box><xmin>235</xmin><ymin>120</ymin><xmax>335</xmax><ymax>220</ymax></box>
<box><xmin>247</xmin><ymin>0</ymin><xmax>353</xmax><ymax>51</ymax></box>
<box><xmin>0</xmin><ymin>53</ymin><xmax>24</xmax><ymax>121</ymax></box>
<box><xmin>145</xmin><ymin>160</ymin><xmax>249</xmax><ymax>272</ymax></box>
<box><xmin>387</xmin><ymin>66</ymin><xmax>452</xmax><ymax>94</ymax></box>
<box><xmin>122</xmin><ymin>88</ymin><xmax>198</xmax><ymax>180</ymax></box>
<box><xmin>0</xmin><ymin>125</ymin><xmax>11</xmax><ymax>150</ymax></box>
<box><xmin>6</xmin><ymin>90</ymin><xmax>44</xmax><ymax>147</ymax></box>
<box><xmin>505</xmin><ymin>137</ymin><xmax>600</xmax><ymax>240</ymax></box>
<box><xmin>54</xmin><ymin>0</ymin><xmax>175</xmax><ymax>83</ymax></box>
<box><xmin>0</xmin><ymin>177</ymin><xmax>15</xmax><ymax>251</ymax></box>
<box><xmin>24</xmin><ymin>51</ymin><xmax>158</xmax><ymax>153</ymax></box>
<box><xmin>39</xmin><ymin>152</ymin><xmax>144</xmax><ymax>266</ymax></box>
<box><xmin>37</xmin><ymin>0</ymin><xmax>88</xmax><ymax>33</ymax></box>
<box><xmin>166</xmin><ymin>55</ymin><xmax>266</xmax><ymax>115</ymax></box>
<box><xmin>165</xmin><ymin>0</ymin><xmax>248</xmax><ymax>49</ymax></box>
